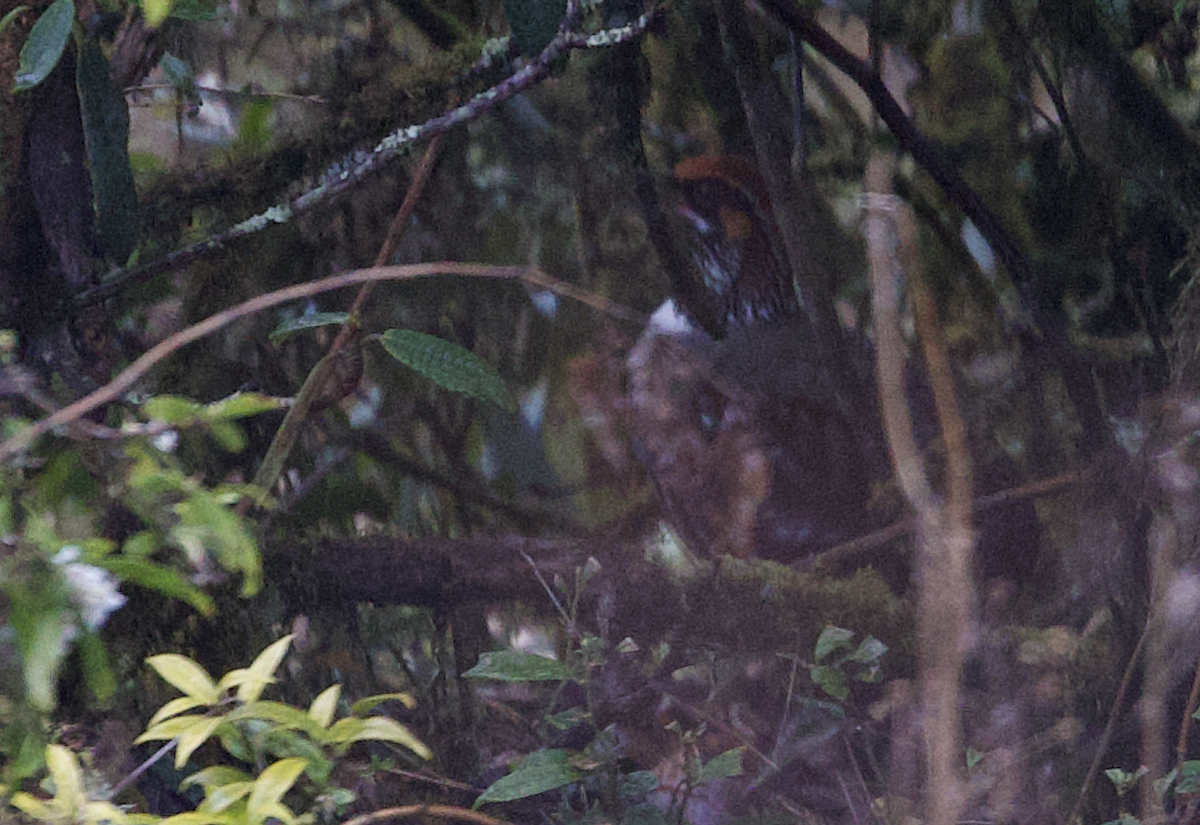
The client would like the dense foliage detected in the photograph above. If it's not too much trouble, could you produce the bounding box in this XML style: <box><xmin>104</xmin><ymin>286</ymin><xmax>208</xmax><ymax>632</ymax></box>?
<box><xmin>2</xmin><ymin>0</ymin><xmax>1200</xmax><ymax>823</ymax></box>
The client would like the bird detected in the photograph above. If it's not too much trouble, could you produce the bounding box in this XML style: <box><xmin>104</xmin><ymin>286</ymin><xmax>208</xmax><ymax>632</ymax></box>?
<box><xmin>622</xmin><ymin>155</ymin><xmax>879</xmax><ymax>561</ymax></box>
<box><xmin>670</xmin><ymin>155</ymin><xmax>799</xmax><ymax>332</ymax></box>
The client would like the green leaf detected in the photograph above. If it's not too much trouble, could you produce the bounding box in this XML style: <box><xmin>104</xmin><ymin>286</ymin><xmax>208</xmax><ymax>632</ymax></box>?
<box><xmin>78</xmin><ymin>36</ymin><xmax>140</xmax><ymax>264</ymax></box>
<box><xmin>197</xmin><ymin>781</ymin><xmax>252</xmax><ymax>814</ymax></box>
<box><xmin>474</xmin><ymin>749</ymin><xmax>582</xmax><ymax>807</ymax></box>
<box><xmin>82</xmin><ymin>800</ymin><xmax>133</xmax><ymax>824</ymax></box>
<box><xmin>143</xmin><ymin>0</ymin><xmax>173</xmax><ymax>27</ymax></box>
<box><xmin>269</xmin><ymin>312</ymin><xmax>350</xmax><ymax>342</ymax></box>
<box><xmin>171</xmin><ymin>491</ymin><xmax>261</xmax><ymax>596</ymax></box>
<box><xmin>97</xmin><ymin>557</ymin><xmax>216</xmax><ymax>616</ymax></box>
<box><xmin>463</xmin><ymin>650</ymin><xmax>571</xmax><ymax>682</ymax></box>
<box><xmin>208</xmin><ymin>420</ymin><xmax>247</xmax><ymax>453</ymax></box>
<box><xmin>157</xmin><ymin>0</ymin><xmax>217</xmax><ymax>20</ymax></box>
<box><xmin>0</xmin><ymin>7</ymin><xmax>29</xmax><ymax>37</ymax></box>
<box><xmin>810</xmin><ymin>664</ymin><xmax>849</xmax><ymax>701</ymax></box>
<box><xmin>620</xmin><ymin>771</ymin><xmax>659</xmax><ymax>797</ymax></box>
<box><xmin>202</xmin><ymin>392</ymin><xmax>284</xmax><ymax>421</ymax></box>
<box><xmin>13</xmin><ymin>0</ymin><xmax>73</xmax><ymax>91</ymax></box>
<box><xmin>21</xmin><ymin>611</ymin><xmax>71</xmax><ymax>711</ymax></box>
<box><xmin>144</xmin><ymin>395</ymin><xmax>202</xmax><ymax>425</ymax></box>
<box><xmin>181</xmin><ymin>766</ymin><xmax>252</xmax><ymax>791</ymax></box>
<box><xmin>158</xmin><ymin>812</ymin><xmax>236</xmax><ymax>825</ymax></box>
<box><xmin>379</xmin><ymin>329</ymin><xmax>515</xmax><ymax>412</ymax></box>
<box><xmin>545</xmin><ymin>708</ymin><xmax>588</xmax><ymax>731</ymax></box>
<box><xmin>308</xmin><ymin>685</ymin><xmax>340</xmax><ymax>728</ymax></box>
<box><xmin>504</xmin><ymin>0</ymin><xmax>563</xmax><ymax>56</ymax></box>
<box><xmin>814</xmin><ymin>626</ymin><xmax>855</xmax><ymax>662</ymax></box>
<box><xmin>1177</xmin><ymin>759</ymin><xmax>1200</xmax><ymax>794</ymax></box>
<box><xmin>225</xmin><ymin>701</ymin><xmax>320</xmax><ymax>735</ymax></box>
<box><xmin>261</xmin><ymin>729</ymin><xmax>327</xmax><ymax>774</ymax></box>
<box><xmin>146</xmin><ymin>654</ymin><xmax>220</xmax><ymax>703</ymax></box>
<box><xmin>149</xmin><ymin>696</ymin><xmax>207</xmax><ymax>727</ymax></box>
<box><xmin>158</xmin><ymin>52</ymin><xmax>196</xmax><ymax>95</ymax></box>
<box><xmin>349</xmin><ymin>692</ymin><xmax>416</xmax><ymax>715</ymax></box>
<box><xmin>236</xmin><ymin>634</ymin><xmax>292</xmax><ymax>702</ymax></box>
<box><xmin>45</xmin><ymin>744</ymin><xmax>85</xmax><ymax>814</ymax></box>
<box><xmin>136</xmin><ymin>714</ymin><xmax>208</xmax><ymax>743</ymax></box>
<box><xmin>77</xmin><ymin>630</ymin><xmax>116</xmax><ymax>703</ymax></box>
<box><xmin>176</xmin><ymin>716</ymin><xmax>225</xmax><ymax>768</ymax></box>
<box><xmin>325</xmin><ymin>716</ymin><xmax>432</xmax><ymax>760</ymax></box>
<box><xmin>698</xmin><ymin>747</ymin><xmax>744</xmax><ymax>782</ymax></box>
<box><xmin>246</xmin><ymin>758</ymin><xmax>307</xmax><ymax>820</ymax></box>
<box><xmin>9</xmin><ymin>791</ymin><xmax>60</xmax><ymax>820</ymax></box>
<box><xmin>848</xmin><ymin>635</ymin><xmax>888</xmax><ymax>663</ymax></box>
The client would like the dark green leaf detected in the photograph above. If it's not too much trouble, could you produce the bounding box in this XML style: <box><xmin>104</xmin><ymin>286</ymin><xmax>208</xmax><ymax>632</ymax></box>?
<box><xmin>848</xmin><ymin>635</ymin><xmax>888</xmax><ymax>663</ymax></box>
<box><xmin>545</xmin><ymin>708</ymin><xmax>588</xmax><ymax>731</ymax></box>
<box><xmin>463</xmin><ymin>650</ymin><xmax>571</xmax><ymax>682</ymax></box>
<box><xmin>473</xmin><ymin>750</ymin><xmax>581</xmax><ymax>807</ymax></box>
<box><xmin>619</xmin><ymin>771</ymin><xmax>659</xmax><ymax>797</ymax></box>
<box><xmin>810</xmin><ymin>664</ymin><xmax>848</xmax><ymax>701</ymax></box>
<box><xmin>698</xmin><ymin>747</ymin><xmax>743</xmax><ymax>782</ymax></box>
<box><xmin>380</xmin><ymin>329</ymin><xmax>515</xmax><ymax>411</ymax></box>
<box><xmin>14</xmin><ymin>0</ymin><xmax>74</xmax><ymax>91</ymax></box>
<box><xmin>813</xmin><ymin>626</ymin><xmax>855</xmax><ymax>662</ymax></box>
<box><xmin>504</xmin><ymin>0</ymin><xmax>563</xmax><ymax>56</ymax></box>
<box><xmin>77</xmin><ymin>631</ymin><xmax>115</xmax><ymax>703</ymax></box>
<box><xmin>78</xmin><ymin>37</ymin><xmax>139</xmax><ymax>263</ymax></box>
<box><xmin>208</xmin><ymin>420</ymin><xmax>247</xmax><ymax>453</ymax></box>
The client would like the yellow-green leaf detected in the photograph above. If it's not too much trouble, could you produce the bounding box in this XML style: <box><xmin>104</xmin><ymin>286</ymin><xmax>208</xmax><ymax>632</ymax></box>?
<box><xmin>202</xmin><ymin>392</ymin><xmax>284</xmax><ymax>421</ymax></box>
<box><xmin>9</xmin><ymin>791</ymin><xmax>60</xmax><ymax>820</ymax></box>
<box><xmin>198</xmin><ymin>780</ymin><xmax>252</xmax><ymax>814</ymax></box>
<box><xmin>148</xmin><ymin>695</ymin><xmax>207</xmax><ymax>727</ymax></box>
<box><xmin>236</xmin><ymin>635</ymin><xmax>292</xmax><ymax>702</ymax></box>
<box><xmin>326</xmin><ymin>716</ymin><xmax>431</xmax><ymax>760</ymax></box>
<box><xmin>350</xmin><ymin>692</ymin><xmax>415</xmax><ymax>715</ymax></box>
<box><xmin>181</xmin><ymin>766</ymin><xmax>251</xmax><ymax>790</ymax></box>
<box><xmin>176</xmin><ymin>716</ymin><xmax>225</xmax><ymax>768</ymax></box>
<box><xmin>143</xmin><ymin>395</ymin><xmax>201</xmax><ymax>425</ymax></box>
<box><xmin>308</xmin><ymin>685</ymin><xmax>340</xmax><ymax>728</ymax></box>
<box><xmin>249</xmin><ymin>801</ymin><xmax>294</xmax><ymax>825</ymax></box>
<box><xmin>45</xmin><ymin>744</ymin><xmax>85</xmax><ymax>814</ymax></box>
<box><xmin>159</xmin><ymin>813</ymin><xmax>234</xmax><ymax>825</ymax></box>
<box><xmin>247</xmin><ymin>758</ymin><xmax>306</xmax><ymax>819</ymax></box>
<box><xmin>136</xmin><ymin>714</ymin><xmax>210</xmax><ymax>743</ymax></box>
<box><xmin>146</xmin><ymin>654</ymin><xmax>220</xmax><ymax>703</ymax></box>
<box><xmin>82</xmin><ymin>800</ymin><xmax>131</xmax><ymax>824</ymax></box>
<box><xmin>143</xmin><ymin>0</ymin><xmax>174</xmax><ymax>27</ymax></box>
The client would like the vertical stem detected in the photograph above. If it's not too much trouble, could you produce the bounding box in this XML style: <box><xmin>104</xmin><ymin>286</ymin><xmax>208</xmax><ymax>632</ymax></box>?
<box><xmin>865</xmin><ymin>153</ymin><xmax>974</xmax><ymax>825</ymax></box>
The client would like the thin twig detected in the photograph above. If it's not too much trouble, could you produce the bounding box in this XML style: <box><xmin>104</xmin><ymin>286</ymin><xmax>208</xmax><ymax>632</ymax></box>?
<box><xmin>75</xmin><ymin>9</ymin><xmax>662</xmax><ymax>309</ymax></box>
<box><xmin>1070</xmin><ymin>619</ymin><xmax>1151</xmax><ymax>824</ymax></box>
<box><xmin>250</xmin><ymin>130</ymin><xmax>447</xmax><ymax>497</ymax></box>
<box><xmin>0</xmin><ymin>264</ymin><xmax>643</xmax><ymax>462</ymax></box>
<box><xmin>340</xmin><ymin>803</ymin><xmax>510</xmax><ymax>825</ymax></box>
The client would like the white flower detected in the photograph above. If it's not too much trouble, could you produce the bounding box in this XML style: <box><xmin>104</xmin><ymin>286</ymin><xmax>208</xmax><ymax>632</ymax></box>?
<box><xmin>53</xmin><ymin>546</ymin><xmax>127</xmax><ymax>631</ymax></box>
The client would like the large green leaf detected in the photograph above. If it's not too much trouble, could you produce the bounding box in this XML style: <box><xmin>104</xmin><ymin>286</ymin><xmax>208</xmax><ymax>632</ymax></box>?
<box><xmin>463</xmin><ymin>650</ymin><xmax>571</xmax><ymax>682</ymax></box>
<box><xmin>13</xmin><ymin>0</ymin><xmax>73</xmax><ymax>91</ymax></box>
<box><xmin>78</xmin><ymin>37</ymin><xmax>139</xmax><ymax>263</ymax></box>
<box><xmin>380</xmin><ymin>329</ymin><xmax>515</xmax><ymax>411</ymax></box>
<box><xmin>474</xmin><ymin>749</ymin><xmax>581</xmax><ymax>807</ymax></box>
